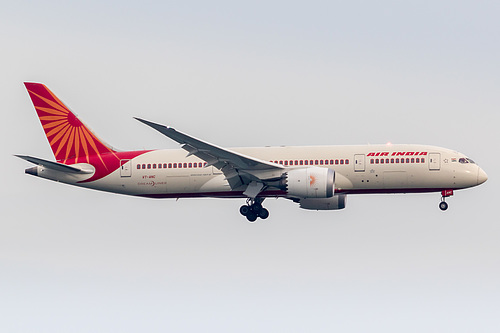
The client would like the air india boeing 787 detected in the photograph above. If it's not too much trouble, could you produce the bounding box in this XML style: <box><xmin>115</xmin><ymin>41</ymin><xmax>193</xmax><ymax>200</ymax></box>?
<box><xmin>17</xmin><ymin>83</ymin><xmax>488</xmax><ymax>222</ymax></box>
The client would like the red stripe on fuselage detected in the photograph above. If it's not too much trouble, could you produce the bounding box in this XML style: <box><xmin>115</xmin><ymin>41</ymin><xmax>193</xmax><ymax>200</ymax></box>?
<box><xmin>64</xmin><ymin>150</ymin><xmax>151</xmax><ymax>183</ymax></box>
<box><xmin>136</xmin><ymin>187</ymin><xmax>457</xmax><ymax>199</ymax></box>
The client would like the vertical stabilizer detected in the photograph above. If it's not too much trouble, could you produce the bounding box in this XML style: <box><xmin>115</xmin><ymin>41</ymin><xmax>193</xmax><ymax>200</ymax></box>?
<box><xmin>24</xmin><ymin>82</ymin><xmax>116</xmax><ymax>164</ymax></box>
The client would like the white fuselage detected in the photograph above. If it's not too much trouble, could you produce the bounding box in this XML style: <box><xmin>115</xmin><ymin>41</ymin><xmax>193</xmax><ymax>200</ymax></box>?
<box><xmin>34</xmin><ymin>144</ymin><xmax>486</xmax><ymax>199</ymax></box>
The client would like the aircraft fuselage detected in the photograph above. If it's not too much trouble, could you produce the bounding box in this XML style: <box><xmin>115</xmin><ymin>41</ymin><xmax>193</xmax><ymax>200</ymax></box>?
<box><xmin>29</xmin><ymin>144</ymin><xmax>486</xmax><ymax>199</ymax></box>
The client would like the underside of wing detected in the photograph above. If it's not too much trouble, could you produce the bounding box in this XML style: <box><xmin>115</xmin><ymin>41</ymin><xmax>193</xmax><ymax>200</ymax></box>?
<box><xmin>135</xmin><ymin>118</ymin><xmax>284</xmax><ymax>193</ymax></box>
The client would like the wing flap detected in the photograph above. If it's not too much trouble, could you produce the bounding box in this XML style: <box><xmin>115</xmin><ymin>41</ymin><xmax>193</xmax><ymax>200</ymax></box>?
<box><xmin>134</xmin><ymin>118</ymin><xmax>285</xmax><ymax>194</ymax></box>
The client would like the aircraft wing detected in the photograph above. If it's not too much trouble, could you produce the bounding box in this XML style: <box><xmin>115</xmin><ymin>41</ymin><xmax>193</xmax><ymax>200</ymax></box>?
<box><xmin>135</xmin><ymin>118</ymin><xmax>284</xmax><ymax>192</ymax></box>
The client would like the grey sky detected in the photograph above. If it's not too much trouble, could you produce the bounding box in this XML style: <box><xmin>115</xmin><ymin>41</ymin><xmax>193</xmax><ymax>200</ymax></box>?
<box><xmin>1</xmin><ymin>1</ymin><xmax>499</xmax><ymax>332</ymax></box>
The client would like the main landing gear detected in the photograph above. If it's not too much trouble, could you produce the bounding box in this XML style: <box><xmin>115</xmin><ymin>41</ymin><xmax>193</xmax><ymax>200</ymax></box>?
<box><xmin>439</xmin><ymin>190</ymin><xmax>453</xmax><ymax>211</ymax></box>
<box><xmin>239</xmin><ymin>198</ymin><xmax>269</xmax><ymax>222</ymax></box>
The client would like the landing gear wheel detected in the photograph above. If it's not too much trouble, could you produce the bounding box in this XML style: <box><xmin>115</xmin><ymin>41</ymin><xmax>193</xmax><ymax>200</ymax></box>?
<box><xmin>439</xmin><ymin>201</ymin><xmax>448</xmax><ymax>211</ymax></box>
<box><xmin>240</xmin><ymin>205</ymin><xmax>250</xmax><ymax>216</ymax></box>
<box><xmin>258</xmin><ymin>208</ymin><xmax>269</xmax><ymax>219</ymax></box>
<box><xmin>253</xmin><ymin>203</ymin><xmax>262</xmax><ymax>213</ymax></box>
<box><xmin>246</xmin><ymin>212</ymin><xmax>258</xmax><ymax>222</ymax></box>
<box><xmin>240</xmin><ymin>198</ymin><xmax>268</xmax><ymax>222</ymax></box>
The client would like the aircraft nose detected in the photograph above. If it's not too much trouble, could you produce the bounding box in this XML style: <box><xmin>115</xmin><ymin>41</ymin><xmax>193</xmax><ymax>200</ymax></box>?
<box><xmin>477</xmin><ymin>167</ymin><xmax>488</xmax><ymax>185</ymax></box>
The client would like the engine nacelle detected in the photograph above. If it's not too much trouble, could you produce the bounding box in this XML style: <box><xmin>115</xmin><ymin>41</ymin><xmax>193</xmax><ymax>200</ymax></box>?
<box><xmin>299</xmin><ymin>194</ymin><xmax>347</xmax><ymax>210</ymax></box>
<box><xmin>286</xmin><ymin>167</ymin><xmax>334</xmax><ymax>199</ymax></box>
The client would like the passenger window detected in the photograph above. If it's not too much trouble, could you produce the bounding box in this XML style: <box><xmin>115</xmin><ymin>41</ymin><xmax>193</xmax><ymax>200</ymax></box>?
<box><xmin>370</xmin><ymin>159</ymin><xmax>374</xmax><ymax>164</ymax></box>
<box><xmin>380</xmin><ymin>159</ymin><xmax>384</xmax><ymax>164</ymax></box>
<box><xmin>142</xmin><ymin>164</ymin><xmax>146</xmax><ymax>169</ymax></box>
<box><xmin>406</xmin><ymin>158</ymin><xmax>410</xmax><ymax>163</ymax></box>
<box><xmin>346</xmin><ymin>160</ymin><xmax>349</xmax><ymax>164</ymax></box>
<box><xmin>315</xmin><ymin>160</ymin><xmax>319</xmax><ymax>165</ymax></box>
<box><xmin>164</xmin><ymin>163</ymin><xmax>167</xmax><ymax>168</ymax></box>
<box><xmin>320</xmin><ymin>160</ymin><xmax>324</xmax><ymax>165</ymax></box>
<box><xmin>421</xmin><ymin>158</ymin><xmax>425</xmax><ymax>163</ymax></box>
<box><xmin>416</xmin><ymin>158</ymin><xmax>420</xmax><ymax>163</ymax></box>
<box><xmin>183</xmin><ymin>163</ymin><xmax>187</xmax><ymax>168</ymax></box>
<box><xmin>295</xmin><ymin>160</ymin><xmax>298</xmax><ymax>165</ymax></box>
<box><xmin>137</xmin><ymin>164</ymin><xmax>141</xmax><ymax>169</ymax></box>
<box><xmin>304</xmin><ymin>160</ymin><xmax>308</xmax><ymax>165</ymax></box>
<box><xmin>300</xmin><ymin>160</ymin><xmax>303</xmax><ymax>165</ymax></box>
<box><xmin>147</xmin><ymin>164</ymin><xmax>151</xmax><ymax>169</ymax></box>
<box><xmin>385</xmin><ymin>159</ymin><xmax>389</xmax><ymax>164</ymax></box>
<box><xmin>391</xmin><ymin>158</ymin><xmax>394</xmax><ymax>163</ymax></box>
<box><xmin>178</xmin><ymin>163</ymin><xmax>182</xmax><ymax>168</ymax></box>
<box><xmin>168</xmin><ymin>163</ymin><xmax>172</xmax><ymax>168</ymax></box>
<box><xmin>330</xmin><ymin>159</ymin><xmax>334</xmax><ymax>164</ymax></box>
<box><xmin>284</xmin><ymin>161</ymin><xmax>288</xmax><ymax>166</ymax></box>
<box><xmin>335</xmin><ymin>160</ymin><xmax>339</xmax><ymax>165</ymax></box>
<box><xmin>340</xmin><ymin>160</ymin><xmax>344</xmax><ymax>165</ymax></box>
<box><xmin>396</xmin><ymin>158</ymin><xmax>399</xmax><ymax>163</ymax></box>
<box><xmin>153</xmin><ymin>164</ymin><xmax>156</xmax><ymax>169</ymax></box>
<box><xmin>376</xmin><ymin>159</ymin><xmax>379</xmax><ymax>164</ymax></box>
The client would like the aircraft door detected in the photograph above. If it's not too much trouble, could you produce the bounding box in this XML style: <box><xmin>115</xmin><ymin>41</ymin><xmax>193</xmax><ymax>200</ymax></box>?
<box><xmin>354</xmin><ymin>154</ymin><xmax>365</xmax><ymax>172</ymax></box>
<box><xmin>428</xmin><ymin>153</ymin><xmax>441</xmax><ymax>171</ymax></box>
<box><xmin>120</xmin><ymin>160</ymin><xmax>132</xmax><ymax>177</ymax></box>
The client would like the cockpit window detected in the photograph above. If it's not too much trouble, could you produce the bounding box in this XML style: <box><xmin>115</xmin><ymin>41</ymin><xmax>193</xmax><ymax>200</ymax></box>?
<box><xmin>459</xmin><ymin>158</ymin><xmax>476</xmax><ymax>164</ymax></box>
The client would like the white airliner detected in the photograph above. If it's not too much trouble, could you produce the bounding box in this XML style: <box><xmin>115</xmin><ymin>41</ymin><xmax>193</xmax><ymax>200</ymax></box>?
<box><xmin>17</xmin><ymin>83</ymin><xmax>488</xmax><ymax>222</ymax></box>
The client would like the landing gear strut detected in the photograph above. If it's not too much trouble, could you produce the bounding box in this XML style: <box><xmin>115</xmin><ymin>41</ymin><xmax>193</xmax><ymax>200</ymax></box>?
<box><xmin>439</xmin><ymin>190</ymin><xmax>453</xmax><ymax>211</ymax></box>
<box><xmin>239</xmin><ymin>198</ymin><xmax>269</xmax><ymax>222</ymax></box>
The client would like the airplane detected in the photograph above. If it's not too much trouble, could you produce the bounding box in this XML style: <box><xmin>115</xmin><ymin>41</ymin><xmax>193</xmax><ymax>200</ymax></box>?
<box><xmin>16</xmin><ymin>82</ymin><xmax>488</xmax><ymax>222</ymax></box>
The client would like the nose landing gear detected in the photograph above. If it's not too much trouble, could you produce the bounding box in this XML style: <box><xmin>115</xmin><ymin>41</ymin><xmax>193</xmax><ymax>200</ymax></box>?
<box><xmin>439</xmin><ymin>200</ymin><xmax>448</xmax><ymax>211</ymax></box>
<box><xmin>439</xmin><ymin>190</ymin><xmax>453</xmax><ymax>211</ymax></box>
<box><xmin>239</xmin><ymin>198</ymin><xmax>269</xmax><ymax>222</ymax></box>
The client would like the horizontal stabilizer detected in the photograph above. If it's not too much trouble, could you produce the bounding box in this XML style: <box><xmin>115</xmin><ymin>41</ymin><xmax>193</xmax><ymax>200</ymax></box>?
<box><xmin>15</xmin><ymin>155</ymin><xmax>93</xmax><ymax>174</ymax></box>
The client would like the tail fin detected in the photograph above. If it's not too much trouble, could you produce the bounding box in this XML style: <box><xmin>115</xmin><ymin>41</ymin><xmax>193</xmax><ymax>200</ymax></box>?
<box><xmin>24</xmin><ymin>82</ymin><xmax>116</xmax><ymax>164</ymax></box>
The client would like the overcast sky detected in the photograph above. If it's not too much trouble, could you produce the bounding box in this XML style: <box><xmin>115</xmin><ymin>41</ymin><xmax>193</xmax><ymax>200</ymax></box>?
<box><xmin>1</xmin><ymin>1</ymin><xmax>499</xmax><ymax>332</ymax></box>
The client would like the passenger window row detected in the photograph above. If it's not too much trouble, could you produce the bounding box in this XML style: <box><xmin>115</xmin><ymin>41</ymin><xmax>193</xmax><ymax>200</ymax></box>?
<box><xmin>137</xmin><ymin>159</ymin><xmax>351</xmax><ymax>170</ymax></box>
<box><xmin>270</xmin><ymin>159</ymin><xmax>349</xmax><ymax>166</ymax></box>
<box><xmin>370</xmin><ymin>158</ymin><xmax>425</xmax><ymax>164</ymax></box>
<box><xmin>137</xmin><ymin>162</ymin><xmax>208</xmax><ymax>170</ymax></box>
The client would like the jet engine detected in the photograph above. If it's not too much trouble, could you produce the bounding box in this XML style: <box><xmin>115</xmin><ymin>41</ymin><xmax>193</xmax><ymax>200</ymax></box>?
<box><xmin>285</xmin><ymin>167</ymin><xmax>334</xmax><ymax>199</ymax></box>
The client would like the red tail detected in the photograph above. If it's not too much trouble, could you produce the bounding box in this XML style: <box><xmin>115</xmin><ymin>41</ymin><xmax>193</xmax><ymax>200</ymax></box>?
<box><xmin>24</xmin><ymin>82</ymin><xmax>116</xmax><ymax>164</ymax></box>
